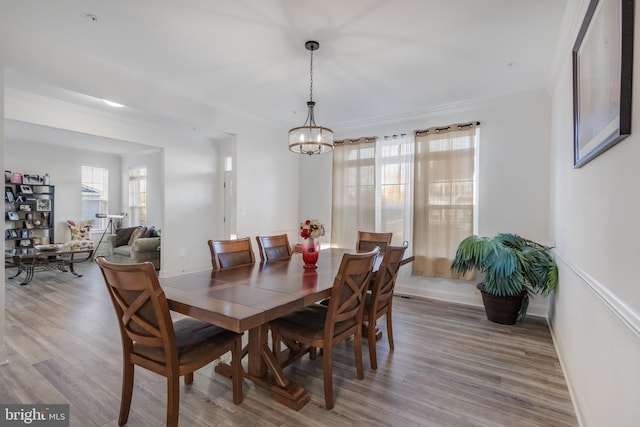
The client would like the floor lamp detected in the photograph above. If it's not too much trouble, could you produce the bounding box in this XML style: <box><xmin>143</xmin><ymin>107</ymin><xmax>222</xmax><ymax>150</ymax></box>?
<box><xmin>93</xmin><ymin>213</ymin><xmax>124</xmax><ymax>260</ymax></box>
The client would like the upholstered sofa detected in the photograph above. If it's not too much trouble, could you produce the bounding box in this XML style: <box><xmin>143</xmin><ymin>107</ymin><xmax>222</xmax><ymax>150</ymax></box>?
<box><xmin>107</xmin><ymin>226</ymin><xmax>161</xmax><ymax>269</ymax></box>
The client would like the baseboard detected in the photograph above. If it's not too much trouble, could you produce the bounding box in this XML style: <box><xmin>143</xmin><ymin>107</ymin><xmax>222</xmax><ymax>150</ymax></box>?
<box><xmin>547</xmin><ymin>315</ymin><xmax>587</xmax><ymax>427</ymax></box>
<box><xmin>394</xmin><ymin>274</ymin><xmax>549</xmax><ymax>318</ymax></box>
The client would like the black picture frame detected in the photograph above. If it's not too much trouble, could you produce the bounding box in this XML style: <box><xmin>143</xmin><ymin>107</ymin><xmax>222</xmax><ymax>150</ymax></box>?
<box><xmin>572</xmin><ymin>0</ymin><xmax>634</xmax><ymax>168</ymax></box>
<box><xmin>19</xmin><ymin>184</ymin><xmax>33</xmax><ymax>194</ymax></box>
<box><xmin>7</xmin><ymin>211</ymin><xmax>19</xmax><ymax>221</ymax></box>
<box><xmin>5</xmin><ymin>186</ymin><xmax>15</xmax><ymax>202</ymax></box>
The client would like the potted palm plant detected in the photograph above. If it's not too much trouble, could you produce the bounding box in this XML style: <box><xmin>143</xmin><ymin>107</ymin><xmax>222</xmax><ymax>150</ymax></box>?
<box><xmin>450</xmin><ymin>233</ymin><xmax>558</xmax><ymax>324</ymax></box>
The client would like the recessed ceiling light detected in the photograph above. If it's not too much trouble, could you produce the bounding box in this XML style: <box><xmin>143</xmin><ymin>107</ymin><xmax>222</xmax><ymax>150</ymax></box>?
<box><xmin>103</xmin><ymin>99</ymin><xmax>125</xmax><ymax>108</ymax></box>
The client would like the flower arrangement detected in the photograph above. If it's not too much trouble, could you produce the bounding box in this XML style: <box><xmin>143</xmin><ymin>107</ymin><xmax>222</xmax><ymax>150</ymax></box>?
<box><xmin>299</xmin><ymin>219</ymin><xmax>325</xmax><ymax>239</ymax></box>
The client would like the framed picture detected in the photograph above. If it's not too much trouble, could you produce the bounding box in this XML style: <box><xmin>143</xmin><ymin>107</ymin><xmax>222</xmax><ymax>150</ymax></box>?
<box><xmin>6</xmin><ymin>229</ymin><xmax>18</xmax><ymax>239</ymax></box>
<box><xmin>36</xmin><ymin>198</ymin><xmax>52</xmax><ymax>212</ymax></box>
<box><xmin>5</xmin><ymin>186</ymin><xmax>15</xmax><ymax>202</ymax></box>
<box><xmin>7</xmin><ymin>211</ymin><xmax>19</xmax><ymax>221</ymax></box>
<box><xmin>25</xmin><ymin>221</ymin><xmax>34</xmax><ymax>229</ymax></box>
<box><xmin>19</xmin><ymin>184</ymin><xmax>33</xmax><ymax>194</ymax></box>
<box><xmin>572</xmin><ymin>0</ymin><xmax>634</xmax><ymax>168</ymax></box>
<box><xmin>18</xmin><ymin>204</ymin><xmax>32</xmax><ymax>212</ymax></box>
<box><xmin>21</xmin><ymin>229</ymin><xmax>30</xmax><ymax>239</ymax></box>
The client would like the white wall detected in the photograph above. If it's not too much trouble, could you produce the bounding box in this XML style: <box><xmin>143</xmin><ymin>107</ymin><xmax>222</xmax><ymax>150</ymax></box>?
<box><xmin>547</xmin><ymin>3</ymin><xmax>640</xmax><ymax>425</ymax></box>
<box><xmin>4</xmin><ymin>139</ymin><xmax>121</xmax><ymax>244</ymax></box>
<box><xmin>300</xmin><ymin>90</ymin><xmax>553</xmax><ymax>316</ymax></box>
<box><xmin>0</xmin><ymin>68</ymin><xmax>7</xmax><ymax>365</ymax></box>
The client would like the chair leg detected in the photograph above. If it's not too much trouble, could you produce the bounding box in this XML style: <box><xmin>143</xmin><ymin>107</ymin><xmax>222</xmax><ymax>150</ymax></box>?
<box><xmin>322</xmin><ymin>346</ymin><xmax>334</xmax><ymax>410</ymax></box>
<box><xmin>386</xmin><ymin>310</ymin><xmax>394</xmax><ymax>351</ymax></box>
<box><xmin>354</xmin><ymin>331</ymin><xmax>364</xmax><ymax>380</ymax></box>
<box><xmin>184</xmin><ymin>372</ymin><xmax>194</xmax><ymax>385</ymax></box>
<box><xmin>367</xmin><ymin>319</ymin><xmax>378</xmax><ymax>370</ymax></box>
<box><xmin>118</xmin><ymin>361</ymin><xmax>134</xmax><ymax>426</ymax></box>
<box><xmin>167</xmin><ymin>373</ymin><xmax>180</xmax><ymax>427</ymax></box>
<box><xmin>232</xmin><ymin>337</ymin><xmax>244</xmax><ymax>404</ymax></box>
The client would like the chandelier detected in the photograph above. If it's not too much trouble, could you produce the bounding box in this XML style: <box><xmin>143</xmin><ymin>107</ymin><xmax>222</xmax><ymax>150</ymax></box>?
<box><xmin>288</xmin><ymin>41</ymin><xmax>334</xmax><ymax>155</ymax></box>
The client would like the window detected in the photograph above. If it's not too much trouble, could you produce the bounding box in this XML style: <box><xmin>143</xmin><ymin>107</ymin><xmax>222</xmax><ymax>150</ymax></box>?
<box><xmin>82</xmin><ymin>166</ymin><xmax>109</xmax><ymax>230</ymax></box>
<box><xmin>129</xmin><ymin>167</ymin><xmax>147</xmax><ymax>226</ymax></box>
<box><xmin>331</xmin><ymin>135</ymin><xmax>413</xmax><ymax>249</ymax></box>
<box><xmin>332</xmin><ymin>122</ymin><xmax>478</xmax><ymax>279</ymax></box>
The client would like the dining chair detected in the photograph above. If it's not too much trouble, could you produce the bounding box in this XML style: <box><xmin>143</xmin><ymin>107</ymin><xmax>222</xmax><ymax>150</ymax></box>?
<box><xmin>256</xmin><ymin>233</ymin><xmax>293</xmax><ymax>262</ymax></box>
<box><xmin>362</xmin><ymin>241</ymin><xmax>408</xmax><ymax>370</ymax></box>
<box><xmin>208</xmin><ymin>236</ymin><xmax>256</xmax><ymax>270</ymax></box>
<box><xmin>356</xmin><ymin>231</ymin><xmax>393</xmax><ymax>253</ymax></box>
<box><xmin>269</xmin><ymin>247</ymin><xmax>380</xmax><ymax>410</ymax></box>
<box><xmin>95</xmin><ymin>257</ymin><xmax>244</xmax><ymax>427</ymax></box>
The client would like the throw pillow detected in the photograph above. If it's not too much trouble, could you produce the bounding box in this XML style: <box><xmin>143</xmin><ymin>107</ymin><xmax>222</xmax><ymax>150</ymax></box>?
<box><xmin>67</xmin><ymin>219</ymin><xmax>94</xmax><ymax>240</ymax></box>
<box><xmin>142</xmin><ymin>226</ymin><xmax>156</xmax><ymax>238</ymax></box>
<box><xmin>115</xmin><ymin>226</ymin><xmax>139</xmax><ymax>247</ymax></box>
<box><xmin>128</xmin><ymin>226</ymin><xmax>147</xmax><ymax>245</ymax></box>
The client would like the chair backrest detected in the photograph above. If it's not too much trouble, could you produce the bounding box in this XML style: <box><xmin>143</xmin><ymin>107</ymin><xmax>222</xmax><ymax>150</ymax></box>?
<box><xmin>256</xmin><ymin>234</ymin><xmax>292</xmax><ymax>262</ymax></box>
<box><xmin>369</xmin><ymin>242</ymin><xmax>408</xmax><ymax>313</ymax></box>
<box><xmin>325</xmin><ymin>247</ymin><xmax>380</xmax><ymax>339</ymax></box>
<box><xmin>95</xmin><ymin>257</ymin><xmax>178</xmax><ymax>366</ymax></box>
<box><xmin>356</xmin><ymin>231</ymin><xmax>392</xmax><ymax>253</ymax></box>
<box><xmin>208</xmin><ymin>237</ymin><xmax>256</xmax><ymax>270</ymax></box>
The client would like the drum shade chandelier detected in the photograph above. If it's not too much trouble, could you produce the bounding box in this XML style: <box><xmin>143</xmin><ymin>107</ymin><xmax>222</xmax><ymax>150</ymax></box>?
<box><xmin>288</xmin><ymin>41</ymin><xmax>334</xmax><ymax>155</ymax></box>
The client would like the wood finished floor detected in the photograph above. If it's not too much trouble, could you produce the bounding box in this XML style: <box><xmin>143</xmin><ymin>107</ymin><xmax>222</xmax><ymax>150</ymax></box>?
<box><xmin>1</xmin><ymin>262</ymin><xmax>578</xmax><ymax>427</ymax></box>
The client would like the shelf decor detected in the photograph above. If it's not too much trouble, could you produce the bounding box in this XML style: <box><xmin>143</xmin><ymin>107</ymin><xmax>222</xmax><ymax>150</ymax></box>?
<box><xmin>572</xmin><ymin>0</ymin><xmax>634</xmax><ymax>167</ymax></box>
<box><xmin>36</xmin><ymin>198</ymin><xmax>52</xmax><ymax>212</ymax></box>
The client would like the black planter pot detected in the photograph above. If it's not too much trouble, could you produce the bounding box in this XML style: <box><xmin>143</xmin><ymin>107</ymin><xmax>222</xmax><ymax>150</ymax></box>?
<box><xmin>477</xmin><ymin>283</ymin><xmax>525</xmax><ymax>325</ymax></box>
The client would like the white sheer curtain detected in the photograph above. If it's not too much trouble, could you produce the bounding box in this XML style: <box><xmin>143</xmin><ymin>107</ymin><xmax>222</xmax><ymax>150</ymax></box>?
<box><xmin>331</xmin><ymin>138</ymin><xmax>376</xmax><ymax>249</ymax></box>
<box><xmin>376</xmin><ymin>135</ymin><xmax>413</xmax><ymax>249</ymax></box>
<box><xmin>331</xmin><ymin>135</ymin><xmax>413</xmax><ymax>250</ymax></box>
<box><xmin>412</xmin><ymin>123</ymin><xmax>478</xmax><ymax>279</ymax></box>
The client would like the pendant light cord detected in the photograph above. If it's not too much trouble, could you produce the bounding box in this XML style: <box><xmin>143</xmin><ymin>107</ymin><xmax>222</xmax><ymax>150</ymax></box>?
<box><xmin>309</xmin><ymin>48</ymin><xmax>314</xmax><ymax>103</ymax></box>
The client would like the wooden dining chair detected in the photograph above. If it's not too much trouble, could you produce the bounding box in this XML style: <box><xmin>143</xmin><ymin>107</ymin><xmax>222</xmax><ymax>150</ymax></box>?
<box><xmin>269</xmin><ymin>247</ymin><xmax>379</xmax><ymax>410</ymax></box>
<box><xmin>208</xmin><ymin>236</ymin><xmax>256</xmax><ymax>270</ymax></box>
<box><xmin>362</xmin><ymin>242</ymin><xmax>408</xmax><ymax>370</ymax></box>
<box><xmin>356</xmin><ymin>231</ymin><xmax>393</xmax><ymax>253</ymax></box>
<box><xmin>255</xmin><ymin>234</ymin><xmax>292</xmax><ymax>262</ymax></box>
<box><xmin>95</xmin><ymin>257</ymin><xmax>244</xmax><ymax>427</ymax></box>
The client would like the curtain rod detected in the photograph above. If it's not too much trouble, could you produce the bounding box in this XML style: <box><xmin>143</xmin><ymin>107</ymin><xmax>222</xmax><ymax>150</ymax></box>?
<box><xmin>334</xmin><ymin>133</ymin><xmax>409</xmax><ymax>145</ymax></box>
<box><xmin>335</xmin><ymin>121</ymin><xmax>480</xmax><ymax>144</ymax></box>
<box><xmin>415</xmin><ymin>121</ymin><xmax>480</xmax><ymax>136</ymax></box>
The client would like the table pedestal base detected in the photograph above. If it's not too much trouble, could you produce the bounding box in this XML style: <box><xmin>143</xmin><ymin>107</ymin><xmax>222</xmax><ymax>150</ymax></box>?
<box><xmin>215</xmin><ymin>325</ymin><xmax>311</xmax><ymax>411</ymax></box>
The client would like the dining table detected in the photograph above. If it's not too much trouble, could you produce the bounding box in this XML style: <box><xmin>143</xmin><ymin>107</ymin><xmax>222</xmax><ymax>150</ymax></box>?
<box><xmin>159</xmin><ymin>247</ymin><xmax>413</xmax><ymax>410</ymax></box>
<box><xmin>160</xmin><ymin>248</ymin><xmax>345</xmax><ymax>410</ymax></box>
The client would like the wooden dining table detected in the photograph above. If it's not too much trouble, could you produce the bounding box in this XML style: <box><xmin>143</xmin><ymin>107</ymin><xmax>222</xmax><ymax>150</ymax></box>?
<box><xmin>160</xmin><ymin>248</ymin><xmax>353</xmax><ymax>410</ymax></box>
<box><xmin>160</xmin><ymin>247</ymin><xmax>414</xmax><ymax>410</ymax></box>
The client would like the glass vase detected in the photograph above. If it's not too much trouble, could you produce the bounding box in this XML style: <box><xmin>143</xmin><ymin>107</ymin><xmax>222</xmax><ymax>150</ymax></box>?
<box><xmin>302</xmin><ymin>237</ymin><xmax>320</xmax><ymax>269</ymax></box>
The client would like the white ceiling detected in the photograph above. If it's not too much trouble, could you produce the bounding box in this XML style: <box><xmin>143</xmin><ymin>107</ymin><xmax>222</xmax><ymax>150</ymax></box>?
<box><xmin>1</xmin><ymin>0</ymin><xmax>572</xmax><ymax>151</ymax></box>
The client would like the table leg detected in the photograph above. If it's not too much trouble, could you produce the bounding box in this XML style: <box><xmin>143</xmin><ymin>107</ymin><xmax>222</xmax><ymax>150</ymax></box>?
<box><xmin>8</xmin><ymin>265</ymin><xmax>24</xmax><ymax>280</ymax></box>
<box><xmin>68</xmin><ymin>261</ymin><xmax>83</xmax><ymax>277</ymax></box>
<box><xmin>215</xmin><ymin>323</ymin><xmax>310</xmax><ymax>410</ymax></box>
<box><xmin>19</xmin><ymin>266</ymin><xmax>34</xmax><ymax>286</ymax></box>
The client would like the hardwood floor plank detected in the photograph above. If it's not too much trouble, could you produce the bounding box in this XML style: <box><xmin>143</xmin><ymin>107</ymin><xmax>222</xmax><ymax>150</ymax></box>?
<box><xmin>2</xmin><ymin>263</ymin><xmax>578</xmax><ymax>426</ymax></box>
